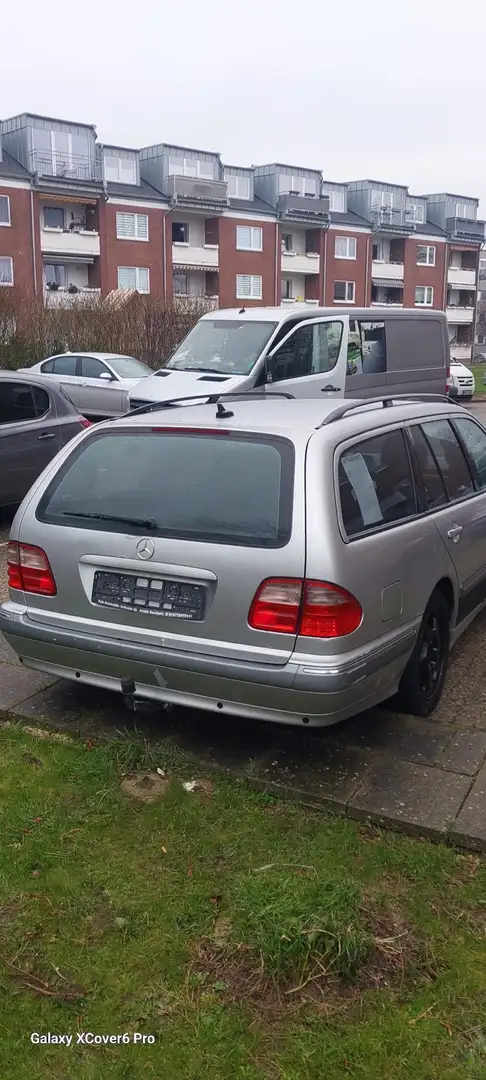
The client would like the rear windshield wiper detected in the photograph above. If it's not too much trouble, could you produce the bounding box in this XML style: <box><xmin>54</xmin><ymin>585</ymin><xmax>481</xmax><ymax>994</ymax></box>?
<box><xmin>61</xmin><ymin>512</ymin><xmax>158</xmax><ymax>529</ymax></box>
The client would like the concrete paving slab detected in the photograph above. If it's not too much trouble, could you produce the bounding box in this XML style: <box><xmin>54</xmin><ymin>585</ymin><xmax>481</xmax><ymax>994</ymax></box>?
<box><xmin>251</xmin><ymin>738</ymin><xmax>372</xmax><ymax>808</ymax></box>
<box><xmin>332</xmin><ymin>710</ymin><xmax>454</xmax><ymax>766</ymax></box>
<box><xmin>0</xmin><ymin>661</ymin><xmax>58</xmax><ymax>710</ymax></box>
<box><xmin>437</xmin><ymin>731</ymin><xmax>486</xmax><ymax>777</ymax></box>
<box><xmin>450</xmin><ymin>763</ymin><xmax>486</xmax><ymax>850</ymax></box>
<box><xmin>348</xmin><ymin>758</ymin><xmax>473</xmax><ymax>840</ymax></box>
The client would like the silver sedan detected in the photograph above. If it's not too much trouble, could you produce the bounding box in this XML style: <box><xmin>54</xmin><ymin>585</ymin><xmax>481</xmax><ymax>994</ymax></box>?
<box><xmin>19</xmin><ymin>352</ymin><xmax>152</xmax><ymax>417</ymax></box>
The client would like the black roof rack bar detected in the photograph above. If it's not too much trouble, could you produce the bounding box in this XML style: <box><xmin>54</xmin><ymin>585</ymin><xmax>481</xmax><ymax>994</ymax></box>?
<box><xmin>127</xmin><ymin>391</ymin><xmax>295</xmax><ymax>418</ymax></box>
<box><xmin>318</xmin><ymin>393</ymin><xmax>455</xmax><ymax>428</ymax></box>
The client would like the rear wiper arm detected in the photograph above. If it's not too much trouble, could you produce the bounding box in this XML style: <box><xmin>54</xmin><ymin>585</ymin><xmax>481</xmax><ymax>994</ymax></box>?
<box><xmin>61</xmin><ymin>512</ymin><xmax>158</xmax><ymax>529</ymax></box>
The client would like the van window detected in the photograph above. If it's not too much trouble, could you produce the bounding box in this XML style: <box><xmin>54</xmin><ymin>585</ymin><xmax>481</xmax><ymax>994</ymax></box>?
<box><xmin>346</xmin><ymin>320</ymin><xmax>386</xmax><ymax>376</ymax></box>
<box><xmin>407</xmin><ymin>425</ymin><xmax>448</xmax><ymax>510</ymax></box>
<box><xmin>271</xmin><ymin>320</ymin><xmax>343</xmax><ymax>382</ymax></box>
<box><xmin>452</xmin><ymin>417</ymin><xmax>486</xmax><ymax>490</ymax></box>
<box><xmin>338</xmin><ymin>428</ymin><xmax>417</xmax><ymax>538</ymax></box>
<box><xmin>385</xmin><ymin>317</ymin><xmax>444</xmax><ymax>371</ymax></box>
<box><xmin>37</xmin><ymin>430</ymin><xmax>295</xmax><ymax>548</ymax></box>
<box><xmin>166</xmin><ymin>319</ymin><xmax>277</xmax><ymax>376</ymax></box>
<box><xmin>421</xmin><ymin>420</ymin><xmax>474</xmax><ymax>501</ymax></box>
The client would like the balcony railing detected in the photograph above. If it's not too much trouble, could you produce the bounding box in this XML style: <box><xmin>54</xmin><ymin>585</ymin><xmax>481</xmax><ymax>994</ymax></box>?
<box><xmin>281</xmin><ymin>251</ymin><xmax>320</xmax><ymax>274</ymax></box>
<box><xmin>371</xmin><ymin>260</ymin><xmax>405</xmax><ymax>281</ymax></box>
<box><xmin>447</xmin><ymin>266</ymin><xmax>476</xmax><ymax>289</ymax></box>
<box><xmin>173</xmin><ymin>294</ymin><xmax>219</xmax><ymax>311</ymax></box>
<box><xmin>166</xmin><ymin>174</ymin><xmax>229</xmax><ymax>209</ymax></box>
<box><xmin>369</xmin><ymin>205</ymin><xmax>416</xmax><ymax>233</ymax></box>
<box><xmin>446</xmin><ymin>306</ymin><xmax>475</xmax><ymax>324</ymax></box>
<box><xmin>277</xmin><ymin>193</ymin><xmax>330</xmax><ymax>225</ymax></box>
<box><xmin>446</xmin><ymin>217</ymin><xmax>485</xmax><ymax>243</ymax></box>
<box><xmin>44</xmin><ymin>286</ymin><xmax>101</xmax><ymax>307</ymax></box>
<box><xmin>30</xmin><ymin>149</ymin><xmax>103</xmax><ymax>183</ymax></box>
<box><xmin>172</xmin><ymin>243</ymin><xmax>219</xmax><ymax>270</ymax></box>
<box><xmin>40</xmin><ymin>228</ymin><xmax>100</xmax><ymax>258</ymax></box>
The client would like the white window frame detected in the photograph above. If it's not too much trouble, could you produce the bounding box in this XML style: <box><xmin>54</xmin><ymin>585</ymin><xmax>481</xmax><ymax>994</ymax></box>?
<box><xmin>372</xmin><ymin>190</ymin><xmax>394</xmax><ymax>209</ymax></box>
<box><xmin>278</xmin><ymin>174</ymin><xmax>317</xmax><ymax>197</ymax></box>
<box><xmin>335</xmin><ymin>236</ymin><xmax>357</xmax><ymax>260</ymax></box>
<box><xmin>116</xmin><ymin>212</ymin><xmax>149</xmax><ymax>242</ymax></box>
<box><xmin>333</xmin><ymin>280</ymin><xmax>355</xmax><ymax>303</ymax></box>
<box><xmin>236</xmin><ymin>274</ymin><xmax>262</xmax><ymax>300</ymax></box>
<box><xmin>168</xmin><ymin>157</ymin><xmax>213</xmax><ymax>179</ymax></box>
<box><xmin>236</xmin><ymin>226</ymin><xmax>263</xmax><ymax>252</ymax></box>
<box><xmin>104</xmin><ymin>156</ymin><xmax>137</xmax><ymax>185</ymax></box>
<box><xmin>323</xmin><ymin>189</ymin><xmax>346</xmax><ymax>213</ymax></box>
<box><xmin>117</xmin><ymin>266</ymin><xmax>150</xmax><ymax>293</ymax></box>
<box><xmin>0</xmin><ymin>256</ymin><xmax>14</xmax><ymax>286</ymax></box>
<box><xmin>225</xmin><ymin>173</ymin><xmax>251</xmax><ymax>200</ymax></box>
<box><xmin>416</xmin><ymin>245</ymin><xmax>436</xmax><ymax>266</ymax></box>
<box><xmin>415</xmin><ymin>285</ymin><xmax>434</xmax><ymax>306</ymax></box>
<box><xmin>0</xmin><ymin>194</ymin><xmax>11</xmax><ymax>226</ymax></box>
<box><xmin>455</xmin><ymin>202</ymin><xmax>469</xmax><ymax>219</ymax></box>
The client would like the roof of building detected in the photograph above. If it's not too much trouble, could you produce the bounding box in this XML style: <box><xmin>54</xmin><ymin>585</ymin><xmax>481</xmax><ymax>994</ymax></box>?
<box><xmin>330</xmin><ymin>209</ymin><xmax>372</xmax><ymax>228</ymax></box>
<box><xmin>253</xmin><ymin>162</ymin><xmax>322</xmax><ymax>175</ymax></box>
<box><xmin>106</xmin><ymin>178</ymin><xmax>168</xmax><ymax>202</ymax></box>
<box><xmin>421</xmin><ymin>192</ymin><xmax>480</xmax><ymax>203</ymax></box>
<box><xmin>2</xmin><ymin>112</ymin><xmax>97</xmax><ymax>132</ymax></box>
<box><xmin>415</xmin><ymin>221</ymin><xmax>446</xmax><ymax>237</ymax></box>
<box><xmin>228</xmin><ymin>195</ymin><xmax>276</xmax><ymax>215</ymax></box>
<box><xmin>0</xmin><ymin>148</ymin><xmax>31</xmax><ymax>180</ymax></box>
<box><xmin>345</xmin><ymin>178</ymin><xmax>409</xmax><ymax>190</ymax></box>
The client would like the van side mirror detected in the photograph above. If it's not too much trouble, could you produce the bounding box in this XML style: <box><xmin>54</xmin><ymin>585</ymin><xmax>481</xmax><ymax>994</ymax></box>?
<box><xmin>265</xmin><ymin>351</ymin><xmax>277</xmax><ymax>383</ymax></box>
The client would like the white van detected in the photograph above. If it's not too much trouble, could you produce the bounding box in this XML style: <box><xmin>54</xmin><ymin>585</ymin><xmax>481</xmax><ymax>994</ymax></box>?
<box><xmin>128</xmin><ymin>306</ymin><xmax>450</xmax><ymax>408</ymax></box>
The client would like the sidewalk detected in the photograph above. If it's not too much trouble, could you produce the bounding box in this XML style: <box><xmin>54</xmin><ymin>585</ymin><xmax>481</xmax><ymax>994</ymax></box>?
<box><xmin>1</xmin><ymin>618</ymin><xmax>485</xmax><ymax>849</ymax></box>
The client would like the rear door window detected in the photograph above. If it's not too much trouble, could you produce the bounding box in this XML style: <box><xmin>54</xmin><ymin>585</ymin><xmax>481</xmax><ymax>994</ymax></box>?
<box><xmin>421</xmin><ymin>420</ymin><xmax>474</xmax><ymax>501</ymax></box>
<box><xmin>49</xmin><ymin>356</ymin><xmax>79</xmax><ymax>376</ymax></box>
<box><xmin>0</xmin><ymin>382</ymin><xmax>38</xmax><ymax>424</ymax></box>
<box><xmin>452</xmin><ymin>416</ymin><xmax>486</xmax><ymax>490</ymax></box>
<box><xmin>80</xmin><ymin>357</ymin><xmax>112</xmax><ymax>379</ymax></box>
<box><xmin>338</xmin><ymin>428</ymin><xmax>417</xmax><ymax>538</ymax></box>
<box><xmin>37</xmin><ymin>430</ymin><xmax>295</xmax><ymax>547</ymax></box>
<box><xmin>407</xmin><ymin>424</ymin><xmax>448</xmax><ymax>510</ymax></box>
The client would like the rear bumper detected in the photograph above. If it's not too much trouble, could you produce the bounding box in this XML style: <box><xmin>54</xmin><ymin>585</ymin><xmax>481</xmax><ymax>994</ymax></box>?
<box><xmin>0</xmin><ymin>604</ymin><xmax>417</xmax><ymax>727</ymax></box>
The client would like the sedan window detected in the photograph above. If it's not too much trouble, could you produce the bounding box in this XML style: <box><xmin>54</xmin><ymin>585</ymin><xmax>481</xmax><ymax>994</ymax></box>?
<box><xmin>0</xmin><ymin>383</ymin><xmax>40</xmax><ymax>424</ymax></box>
<box><xmin>339</xmin><ymin>428</ymin><xmax>417</xmax><ymax>538</ymax></box>
<box><xmin>81</xmin><ymin>357</ymin><xmax>113</xmax><ymax>380</ymax></box>
<box><xmin>47</xmin><ymin>356</ymin><xmax>78</xmax><ymax>376</ymax></box>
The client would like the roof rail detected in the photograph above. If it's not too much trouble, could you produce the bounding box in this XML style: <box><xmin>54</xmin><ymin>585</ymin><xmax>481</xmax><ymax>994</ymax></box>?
<box><xmin>318</xmin><ymin>393</ymin><xmax>455</xmax><ymax>428</ymax></box>
<box><xmin>127</xmin><ymin>390</ymin><xmax>295</xmax><ymax>417</ymax></box>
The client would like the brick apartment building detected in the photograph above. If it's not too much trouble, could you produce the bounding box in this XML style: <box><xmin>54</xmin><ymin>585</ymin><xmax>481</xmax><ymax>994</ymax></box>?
<box><xmin>0</xmin><ymin>111</ymin><xmax>485</xmax><ymax>363</ymax></box>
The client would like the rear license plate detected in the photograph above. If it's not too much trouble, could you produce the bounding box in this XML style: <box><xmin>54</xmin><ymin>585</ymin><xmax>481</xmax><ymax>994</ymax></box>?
<box><xmin>92</xmin><ymin>571</ymin><xmax>206</xmax><ymax>621</ymax></box>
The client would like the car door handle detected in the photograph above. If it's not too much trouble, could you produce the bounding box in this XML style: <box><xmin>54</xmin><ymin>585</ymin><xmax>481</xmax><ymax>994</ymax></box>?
<box><xmin>38</xmin><ymin>432</ymin><xmax>56</xmax><ymax>441</ymax></box>
<box><xmin>447</xmin><ymin>524</ymin><xmax>463</xmax><ymax>542</ymax></box>
<box><xmin>321</xmin><ymin>385</ymin><xmax>341</xmax><ymax>392</ymax></box>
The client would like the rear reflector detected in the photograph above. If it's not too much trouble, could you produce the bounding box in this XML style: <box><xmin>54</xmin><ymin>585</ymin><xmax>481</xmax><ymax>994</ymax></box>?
<box><xmin>7</xmin><ymin>542</ymin><xmax>57</xmax><ymax>596</ymax></box>
<box><xmin>249</xmin><ymin>578</ymin><xmax>362</xmax><ymax>638</ymax></box>
<box><xmin>79</xmin><ymin>417</ymin><xmax>92</xmax><ymax>429</ymax></box>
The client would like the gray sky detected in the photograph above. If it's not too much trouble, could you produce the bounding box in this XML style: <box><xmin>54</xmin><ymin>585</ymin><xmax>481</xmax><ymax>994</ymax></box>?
<box><xmin>4</xmin><ymin>0</ymin><xmax>486</xmax><ymax>211</ymax></box>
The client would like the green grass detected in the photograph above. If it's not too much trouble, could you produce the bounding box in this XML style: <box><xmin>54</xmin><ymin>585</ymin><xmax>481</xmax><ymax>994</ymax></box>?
<box><xmin>0</xmin><ymin>722</ymin><xmax>485</xmax><ymax>1080</ymax></box>
<box><xmin>472</xmin><ymin>363</ymin><xmax>486</xmax><ymax>394</ymax></box>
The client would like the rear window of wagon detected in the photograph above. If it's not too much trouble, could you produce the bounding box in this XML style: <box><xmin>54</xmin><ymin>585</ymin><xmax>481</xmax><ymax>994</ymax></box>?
<box><xmin>36</xmin><ymin>429</ymin><xmax>295</xmax><ymax>548</ymax></box>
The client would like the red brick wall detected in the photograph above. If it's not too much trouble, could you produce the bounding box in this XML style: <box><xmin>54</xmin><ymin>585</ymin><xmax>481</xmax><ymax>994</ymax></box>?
<box><xmin>0</xmin><ymin>185</ymin><xmax>36</xmax><ymax>295</ymax></box>
<box><xmin>403</xmin><ymin>238</ymin><xmax>447</xmax><ymax>309</ymax></box>
<box><xmin>324</xmin><ymin>228</ymin><xmax>371</xmax><ymax>307</ymax></box>
<box><xmin>99</xmin><ymin>200</ymin><xmax>165</xmax><ymax>297</ymax></box>
<box><xmin>218</xmin><ymin>217</ymin><xmax>278</xmax><ymax>307</ymax></box>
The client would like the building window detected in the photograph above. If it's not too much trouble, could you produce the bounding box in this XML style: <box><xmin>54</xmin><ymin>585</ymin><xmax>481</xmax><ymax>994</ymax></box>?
<box><xmin>44</xmin><ymin>264</ymin><xmax>67</xmax><ymax>288</ymax></box>
<box><xmin>172</xmin><ymin>222</ymin><xmax>189</xmax><ymax>244</ymax></box>
<box><xmin>0</xmin><ymin>195</ymin><xmax>11</xmax><ymax>226</ymax></box>
<box><xmin>225</xmin><ymin>173</ymin><xmax>251</xmax><ymax>199</ymax></box>
<box><xmin>335</xmin><ymin>236</ymin><xmax>357</xmax><ymax>259</ymax></box>
<box><xmin>455</xmin><ymin>202</ymin><xmax>469</xmax><ymax>219</ymax></box>
<box><xmin>173</xmin><ymin>272</ymin><xmax>188</xmax><ymax>295</ymax></box>
<box><xmin>0</xmin><ymin>256</ymin><xmax>14</xmax><ymax>285</ymax></box>
<box><xmin>281</xmin><ymin>279</ymin><xmax>293</xmax><ymax>300</ymax></box>
<box><xmin>236</xmin><ymin>274</ymin><xmax>262</xmax><ymax>300</ymax></box>
<box><xmin>417</xmin><ymin>245</ymin><xmax>436</xmax><ymax>266</ymax></box>
<box><xmin>282</xmin><ymin>233</ymin><xmax>293</xmax><ymax>252</ymax></box>
<box><xmin>415</xmin><ymin>285</ymin><xmax>434</xmax><ymax>306</ymax></box>
<box><xmin>323</xmin><ymin>189</ymin><xmax>345</xmax><ymax>213</ymax></box>
<box><xmin>43</xmin><ymin>206</ymin><xmax>64</xmax><ymax>229</ymax></box>
<box><xmin>236</xmin><ymin>226</ymin><xmax>263</xmax><ymax>251</ymax></box>
<box><xmin>278</xmin><ymin>174</ymin><xmax>317</xmax><ymax>197</ymax></box>
<box><xmin>168</xmin><ymin>157</ymin><xmax>213</xmax><ymax>179</ymax></box>
<box><xmin>415</xmin><ymin>205</ymin><xmax>425</xmax><ymax>224</ymax></box>
<box><xmin>117</xmin><ymin>266</ymin><xmax>150</xmax><ymax>293</ymax></box>
<box><xmin>116</xmin><ymin>212</ymin><xmax>149</xmax><ymax>241</ymax></box>
<box><xmin>334</xmin><ymin>280</ymin><xmax>355</xmax><ymax>303</ymax></box>
<box><xmin>372</xmin><ymin>190</ymin><xmax>394</xmax><ymax>209</ymax></box>
<box><xmin>104</xmin><ymin>156</ymin><xmax>137</xmax><ymax>185</ymax></box>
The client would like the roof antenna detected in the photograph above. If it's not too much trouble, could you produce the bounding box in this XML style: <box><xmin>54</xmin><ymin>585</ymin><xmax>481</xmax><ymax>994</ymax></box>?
<box><xmin>216</xmin><ymin>402</ymin><xmax>234</xmax><ymax>419</ymax></box>
<box><xmin>238</xmin><ymin>307</ymin><xmax>246</xmax><ymax>314</ymax></box>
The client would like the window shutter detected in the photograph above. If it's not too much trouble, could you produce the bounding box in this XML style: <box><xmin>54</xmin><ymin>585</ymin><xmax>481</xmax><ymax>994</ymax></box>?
<box><xmin>0</xmin><ymin>196</ymin><xmax>10</xmax><ymax>224</ymax></box>
<box><xmin>136</xmin><ymin>215</ymin><xmax>148</xmax><ymax>240</ymax></box>
<box><xmin>237</xmin><ymin>226</ymin><xmax>252</xmax><ymax>249</ymax></box>
<box><xmin>117</xmin><ymin>213</ymin><xmax>135</xmax><ymax>239</ymax></box>
<box><xmin>137</xmin><ymin>268</ymin><xmax>149</xmax><ymax>293</ymax></box>
<box><xmin>0</xmin><ymin>257</ymin><xmax>13</xmax><ymax>284</ymax></box>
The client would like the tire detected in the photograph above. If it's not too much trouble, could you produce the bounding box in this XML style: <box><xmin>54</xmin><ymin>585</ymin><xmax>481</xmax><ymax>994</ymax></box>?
<box><xmin>393</xmin><ymin>589</ymin><xmax>450</xmax><ymax>717</ymax></box>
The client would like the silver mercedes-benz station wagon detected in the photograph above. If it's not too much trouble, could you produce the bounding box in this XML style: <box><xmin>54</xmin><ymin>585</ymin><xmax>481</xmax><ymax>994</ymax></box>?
<box><xmin>2</xmin><ymin>393</ymin><xmax>486</xmax><ymax>727</ymax></box>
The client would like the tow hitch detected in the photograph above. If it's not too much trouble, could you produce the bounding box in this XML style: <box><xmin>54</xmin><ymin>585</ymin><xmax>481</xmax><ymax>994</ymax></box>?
<box><xmin>120</xmin><ymin>677</ymin><xmax>172</xmax><ymax>714</ymax></box>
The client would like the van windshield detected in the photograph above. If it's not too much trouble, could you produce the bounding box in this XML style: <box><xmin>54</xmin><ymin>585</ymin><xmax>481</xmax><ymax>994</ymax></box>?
<box><xmin>165</xmin><ymin>320</ymin><xmax>277</xmax><ymax>376</ymax></box>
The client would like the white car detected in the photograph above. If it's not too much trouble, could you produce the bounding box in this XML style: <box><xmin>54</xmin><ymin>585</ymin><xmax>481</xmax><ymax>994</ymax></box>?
<box><xmin>20</xmin><ymin>352</ymin><xmax>152</xmax><ymax>417</ymax></box>
<box><xmin>448</xmin><ymin>360</ymin><xmax>475</xmax><ymax>400</ymax></box>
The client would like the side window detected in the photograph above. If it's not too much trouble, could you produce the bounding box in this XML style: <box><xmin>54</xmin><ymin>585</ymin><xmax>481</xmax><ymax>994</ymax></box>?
<box><xmin>0</xmin><ymin>383</ymin><xmax>36</xmax><ymax>425</ymax></box>
<box><xmin>81</xmin><ymin>357</ymin><xmax>111</xmax><ymax>380</ymax></box>
<box><xmin>32</xmin><ymin>386</ymin><xmax>50</xmax><ymax>417</ymax></box>
<box><xmin>359</xmin><ymin>321</ymin><xmax>386</xmax><ymax>374</ymax></box>
<box><xmin>407</xmin><ymin>425</ymin><xmax>448</xmax><ymax>510</ymax></box>
<box><xmin>338</xmin><ymin>428</ymin><xmax>417</xmax><ymax>538</ymax></box>
<box><xmin>453</xmin><ymin>417</ymin><xmax>486</xmax><ymax>490</ymax></box>
<box><xmin>272</xmin><ymin>321</ymin><xmax>343</xmax><ymax>383</ymax></box>
<box><xmin>51</xmin><ymin>356</ymin><xmax>78</xmax><ymax>376</ymax></box>
<box><xmin>421</xmin><ymin>420</ymin><xmax>474</xmax><ymax>501</ymax></box>
<box><xmin>347</xmin><ymin>319</ymin><xmax>361</xmax><ymax>376</ymax></box>
<box><xmin>41</xmin><ymin>359</ymin><xmax>55</xmax><ymax>373</ymax></box>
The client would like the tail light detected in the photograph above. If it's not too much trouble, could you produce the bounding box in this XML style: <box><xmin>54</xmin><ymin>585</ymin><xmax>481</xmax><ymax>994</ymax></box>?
<box><xmin>79</xmin><ymin>417</ymin><xmax>92</xmax><ymax>429</ymax></box>
<box><xmin>249</xmin><ymin>578</ymin><xmax>362</xmax><ymax>638</ymax></box>
<box><xmin>7</xmin><ymin>543</ymin><xmax>57</xmax><ymax>596</ymax></box>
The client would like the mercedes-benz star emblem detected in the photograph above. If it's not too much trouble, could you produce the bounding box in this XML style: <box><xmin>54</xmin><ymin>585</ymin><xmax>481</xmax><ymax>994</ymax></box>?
<box><xmin>136</xmin><ymin>537</ymin><xmax>155</xmax><ymax>560</ymax></box>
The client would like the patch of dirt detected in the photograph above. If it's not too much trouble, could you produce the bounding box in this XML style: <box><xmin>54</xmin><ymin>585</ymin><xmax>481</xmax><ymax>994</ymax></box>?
<box><xmin>188</xmin><ymin>899</ymin><xmax>436</xmax><ymax>1020</ymax></box>
<box><xmin>22</xmin><ymin>725</ymin><xmax>72</xmax><ymax>744</ymax></box>
<box><xmin>120</xmin><ymin>771</ymin><xmax>170</xmax><ymax>803</ymax></box>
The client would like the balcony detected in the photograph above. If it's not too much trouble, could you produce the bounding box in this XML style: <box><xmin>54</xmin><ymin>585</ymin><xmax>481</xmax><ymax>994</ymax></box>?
<box><xmin>40</xmin><ymin>227</ymin><xmax>100</xmax><ymax>258</ymax></box>
<box><xmin>447</xmin><ymin>266</ymin><xmax>476</xmax><ymax>289</ymax></box>
<box><xmin>281</xmin><ymin>298</ymin><xmax>319</xmax><ymax>306</ymax></box>
<box><xmin>172</xmin><ymin>244</ymin><xmax>219</xmax><ymax>270</ymax></box>
<box><xmin>371</xmin><ymin>300</ymin><xmax>403</xmax><ymax>308</ymax></box>
<box><xmin>371</xmin><ymin>260</ymin><xmax>405</xmax><ymax>282</ymax></box>
<box><xmin>446</xmin><ymin>217</ymin><xmax>485</xmax><ymax>243</ymax></box>
<box><xmin>29</xmin><ymin>149</ymin><xmax>103</xmax><ymax>186</ymax></box>
<box><xmin>446</xmin><ymin>306</ymin><xmax>475</xmax><ymax>324</ymax></box>
<box><xmin>369</xmin><ymin>206</ymin><xmax>416</xmax><ymax>235</ymax></box>
<box><xmin>166</xmin><ymin>175</ymin><xmax>229</xmax><ymax>211</ymax></box>
<box><xmin>44</xmin><ymin>286</ymin><xmax>101</xmax><ymax>307</ymax></box>
<box><xmin>281</xmin><ymin>251</ymin><xmax>320</xmax><ymax>275</ymax></box>
<box><xmin>449</xmin><ymin>342</ymin><xmax>473</xmax><ymax>361</ymax></box>
<box><xmin>173</xmin><ymin>294</ymin><xmax>219</xmax><ymax>311</ymax></box>
<box><xmin>277</xmin><ymin>193</ymin><xmax>330</xmax><ymax>226</ymax></box>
